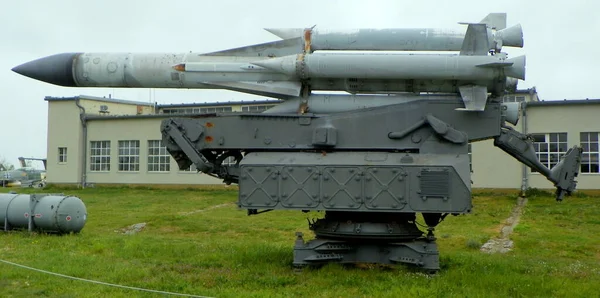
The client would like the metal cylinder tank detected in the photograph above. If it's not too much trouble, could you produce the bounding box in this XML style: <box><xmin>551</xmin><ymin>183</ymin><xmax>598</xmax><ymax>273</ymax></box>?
<box><xmin>0</xmin><ymin>193</ymin><xmax>87</xmax><ymax>234</ymax></box>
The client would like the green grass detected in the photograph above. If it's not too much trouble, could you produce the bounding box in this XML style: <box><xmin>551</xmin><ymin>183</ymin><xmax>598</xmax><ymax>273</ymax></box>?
<box><xmin>1</xmin><ymin>186</ymin><xmax>599</xmax><ymax>297</ymax></box>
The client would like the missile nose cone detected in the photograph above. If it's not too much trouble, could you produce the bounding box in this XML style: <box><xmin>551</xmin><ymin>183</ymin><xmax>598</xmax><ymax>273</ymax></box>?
<box><xmin>11</xmin><ymin>53</ymin><xmax>80</xmax><ymax>87</ymax></box>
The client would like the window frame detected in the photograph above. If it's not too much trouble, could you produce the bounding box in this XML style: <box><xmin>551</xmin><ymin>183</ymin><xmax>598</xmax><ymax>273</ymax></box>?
<box><xmin>147</xmin><ymin>140</ymin><xmax>171</xmax><ymax>173</ymax></box>
<box><xmin>530</xmin><ymin>132</ymin><xmax>568</xmax><ymax>171</ymax></box>
<box><xmin>118</xmin><ymin>140</ymin><xmax>140</xmax><ymax>172</ymax></box>
<box><xmin>580</xmin><ymin>132</ymin><xmax>600</xmax><ymax>174</ymax></box>
<box><xmin>58</xmin><ymin>147</ymin><xmax>68</xmax><ymax>164</ymax></box>
<box><xmin>90</xmin><ymin>140</ymin><xmax>111</xmax><ymax>172</ymax></box>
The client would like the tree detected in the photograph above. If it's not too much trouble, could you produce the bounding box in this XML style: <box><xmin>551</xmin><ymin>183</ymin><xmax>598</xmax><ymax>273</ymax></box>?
<box><xmin>0</xmin><ymin>156</ymin><xmax>15</xmax><ymax>171</ymax></box>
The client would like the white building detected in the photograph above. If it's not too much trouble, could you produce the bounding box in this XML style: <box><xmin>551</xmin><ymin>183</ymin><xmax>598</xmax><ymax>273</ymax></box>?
<box><xmin>44</xmin><ymin>91</ymin><xmax>600</xmax><ymax>190</ymax></box>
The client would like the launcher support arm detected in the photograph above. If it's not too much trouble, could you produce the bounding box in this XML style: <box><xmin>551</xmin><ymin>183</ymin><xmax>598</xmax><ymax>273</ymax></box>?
<box><xmin>493</xmin><ymin>126</ymin><xmax>583</xmax><ymax>201</ymax></box>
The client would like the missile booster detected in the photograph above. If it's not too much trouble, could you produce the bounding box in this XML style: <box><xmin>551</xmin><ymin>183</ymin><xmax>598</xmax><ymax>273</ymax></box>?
<box><xmin>265</xmin><ymin>13</ymin><xmax>523</xmax><ymax>53</ymax></box>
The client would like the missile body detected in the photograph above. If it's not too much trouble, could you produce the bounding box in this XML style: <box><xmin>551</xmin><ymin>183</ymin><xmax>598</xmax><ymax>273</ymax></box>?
<box><xmin>11</xmin><ymin>52</ymin><xmax>303</xmax><ymax>98</ymax></box>
<box><xmin>263</xmin><ymin>93</ymin><xmax>521</xmax><ymax>125</ymax></box>
<box><xmin>12</xmin><ymin>51</ymin><xmax>522</xmax><ymax>99</ymax></box>
<box><xmin>254</xmin><ymin>53</ymin><xmax>525</xmax><ymax>80</ymax></box>
<box><xmin>265</xmin><ymin>24</ymin><xmax>523</xmax><ymax>53</ymax></box>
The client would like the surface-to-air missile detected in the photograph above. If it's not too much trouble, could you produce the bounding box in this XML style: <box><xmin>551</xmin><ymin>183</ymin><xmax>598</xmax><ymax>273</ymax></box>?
<box><xmin>12</xmin><ymin>13</ymin><xmax>582</xmax><ymax>272</ymax></box>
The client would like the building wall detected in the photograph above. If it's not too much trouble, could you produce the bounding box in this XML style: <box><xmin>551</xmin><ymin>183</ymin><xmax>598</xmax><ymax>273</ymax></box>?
<box><xmin>85</xmin><ymin>118</ymin><xmax>221</xmax><ymax>185</ymax></box>
<box><xmin>471</xmin><ymin>139</ymin><xmax>523</xmax><ymax>188</ymax></box>
<box><xmin>46</xmin><ymin>101</ymin><xmax>83</xmax><ymax>184</ymax></box>
<box><xmin>46</xmin><ymin>97</ymin><xmax>155</xmax><ymax>184</ymax></box>
<box><xmin>526</xmin><ymin>103</ymin><xmax>600</xmax><ymax>190</ymax></box>
<box><xmin>80</xmin><ymin>98</ymin><xmax>154</xmax><ymax>116</ymax></box>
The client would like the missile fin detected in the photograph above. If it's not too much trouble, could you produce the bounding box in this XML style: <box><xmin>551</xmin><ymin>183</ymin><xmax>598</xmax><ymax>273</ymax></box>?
<box><xmin>250</xmin><ymin>55</ymin><xmax>296</xmax><ymax>74</ymax></box>
<box><xmin>460</xmin><ymin>23</ymin><xmax>490</xmax><ymax>56</ymax></box>
<box><xmin>476</xmin><ymin>61</ymin><xmax>514</xmax><ymax>67</ymax></box>
<box><xmin>456</xmin><ymin>85</ymin><xmax>488</xmax><ymax>111</ymax></box>
<box><xmin>200</xmin><ymin>81</ymin><xmax>301</xmax><ymax>99</ymax></box>
<box><xmin>200</xmin><ymin>38</ymin><xmax>303</xmax><ymax>57</ymax></box>
<box><xmin>479</xmin><ymin>13</ymin><xmax>507</xmax><ymax>30</ymax></box>
<box><xmin>264</xmin><ymin>28</ymin><xmax>304</xmax><ymax>39</ymax></box>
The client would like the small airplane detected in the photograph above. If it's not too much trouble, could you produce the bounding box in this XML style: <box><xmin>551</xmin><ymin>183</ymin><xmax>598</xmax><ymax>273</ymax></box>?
<box><xmin>0</xmin><ymin>157</ymin><xmax>47</xmax><ymax>188</ymax></box>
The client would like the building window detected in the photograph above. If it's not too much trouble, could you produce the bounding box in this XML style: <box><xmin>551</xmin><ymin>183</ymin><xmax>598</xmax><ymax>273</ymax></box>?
<box><xmin>241</xmin><ymin>105</ymin><xmax>276</xmax><ymax>112</ymax></box>
<box><xmin>580</xmin><ymin>132</ymin><xmax>599</xmax><ymax>173</ymax></box>
<box><xmin>90</xmin><ymin>141</ymin><xmax>111</xmax><ymax>171</ymax></box>
<box><xmin>161</xmin><ymin>107</ymin><xmax>233</xmax><ymax>114</ymax></box>
<box><xmin>118</xmin><ymin>140</ymin><xmax>140</xmax><ymax>172</ymax></box>
<box><xmin>148</xmin><ymin>140</ymin><xmax>170</xmax><ymax>172</ymax></box>
<box><xmin>180</xmin><ymin>164</ymin><xmax>197</xmax><ymax>172</ymax></box>
<box><xmin>531</xmin><ymin>133</ymin><xmax>568</xmax><ymax>169</ymax></box>
<box><xmin>58</xmin><ymin>147</ymin><xmax>67</xmax><ymax>163</ymax></box>
<box><xmin>502</xmin><ymin>95</ymin><xmax>526</xmax><ymax>103</ymax></box>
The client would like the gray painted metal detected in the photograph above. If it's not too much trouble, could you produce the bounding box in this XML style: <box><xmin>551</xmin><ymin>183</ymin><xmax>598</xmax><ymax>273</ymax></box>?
<box><xmin>0</xmin><ymin>193</ymin><xmax>87</xmax><ymax>233</ymax></box>
<box><xmin>11</xmin><ymin>22</ymin><xmax>522</xmax><ymax>105</ymax></box>
<box><xmin>252</xmin><ymin>52</ymin><xmax>525</xmax><ymax>80</ymax></box>
<box><xmin>265</xmin><ymin>13</ymin><xmax>522</xmax><ymax>53</ymax></box>
<box><xmin>10</xmin><ymin>50</ymin><xmax>521</xmax><ymax>100</ymax></box>
<box><xmin>237</xmin><ymin>151</ymin><xmax>471</xmax><ymax>213</ymax></box>
<box><xmin>161</xmin><ymin>99</ymin><xmax>502</xmax><ymax>154</ymax></box>
<box><xmin>293</xmin><ymin>233</ymin><xmax>440</xmax><ymax>271</ymax></box>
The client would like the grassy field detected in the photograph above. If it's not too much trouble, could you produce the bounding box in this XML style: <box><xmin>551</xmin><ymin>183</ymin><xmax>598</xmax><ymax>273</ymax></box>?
<box><xmin>1</xmin><ymin>186</ymin><xmax>599</xmax><ymax>297</ymax></box>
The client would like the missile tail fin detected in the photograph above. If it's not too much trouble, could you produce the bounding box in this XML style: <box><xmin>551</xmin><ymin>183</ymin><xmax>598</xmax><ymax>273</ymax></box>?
<box><xmin>456</xmin><ymin>85</ymin><xmax>488</xmax><ymax>111</ymax></box>
<box><xmin>460</xmin><ymin>23</ymin><xmax>490</xmax><ymax>56</ymax></box>
<box><xmin>479</xmin><ymin>13</ymin><xmax>507</xmax><ymax>30</ymax></box>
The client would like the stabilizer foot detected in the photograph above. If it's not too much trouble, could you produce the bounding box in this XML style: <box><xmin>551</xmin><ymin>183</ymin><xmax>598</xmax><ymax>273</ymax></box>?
<box><xmin>293</xmin><ymin>235</ymin><xmax>440</xmax><ymax>272</ymax></box>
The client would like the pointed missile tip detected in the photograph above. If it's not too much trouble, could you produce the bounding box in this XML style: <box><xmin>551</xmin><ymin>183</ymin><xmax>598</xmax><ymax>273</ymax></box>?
<box><xmin>11</xmin><ymin>53</ymin><xmax>80</xmax><ymax>87</ymax></box>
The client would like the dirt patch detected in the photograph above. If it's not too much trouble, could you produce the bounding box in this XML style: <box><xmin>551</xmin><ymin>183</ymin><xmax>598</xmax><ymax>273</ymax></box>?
<box><xmin>179</xmin><ymin>203</ymin><xmax>233</xmax><ymax>216</ymax></box>
<box><xmin>480</xmin><ymin>196</ymin><xmax>528</xmax><ymax>254</ymax></box>
<box><xmin>117</xmin><ymin>222</ymin><xmax>147</xmax><ymax>235</ymax></box>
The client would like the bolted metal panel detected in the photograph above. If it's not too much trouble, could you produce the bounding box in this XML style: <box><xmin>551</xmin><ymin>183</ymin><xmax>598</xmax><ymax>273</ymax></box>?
<box><xmin>239</xmin><ymin>166</ymin><xmax>279</xmax><ymax>208</ymax></box>
<box><xmin>238</xmin><ymin>152</ymin><xmax>471</xmax><ymax>213</ymax></box>
<box><xmin>409</xmin><ymin>167</ymin><xmax>471</xmax><ymax>212</ymax></box>
<box><xmin>281</xmin><ymin>166</ymin><xmax>320</xmax><ymax>208</ymax></box>
<box><xmin>322</xmin><ymin>167</ymin><xmax>362</xmax><ymax>209</ymax></box>
<box><xmin>364</xmin><ymin>167</ymin><xmax>408</xmax><ymax>210</ymax></box>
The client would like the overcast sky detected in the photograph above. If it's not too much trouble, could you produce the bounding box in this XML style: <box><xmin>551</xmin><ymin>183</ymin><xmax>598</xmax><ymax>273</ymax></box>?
<box><xmin>1</xmin><ymin>0</ymin><xmax>598</xmax><ymax>169</ymax></box>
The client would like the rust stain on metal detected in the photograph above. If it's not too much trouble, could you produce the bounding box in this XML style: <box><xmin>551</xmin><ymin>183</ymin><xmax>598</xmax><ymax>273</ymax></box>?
<box><xmin>321</xmin><ymin>151</ymin><xmax>327</xmax><ymax>156</ymax></box>
<box><xmin>298</xmin><ymin>102</ymin><xmax>309</xmax><ymax>114</ymax></box>
<box><xmin>205</xmin><ymin>122</ymin><xmax>214</xmax><ymax>128</ymax></box>
<box><xmin>172</xmin><ymin>63</ymin><xmax>185</xmax><ymax>71</ymax></box>
<box><xmin>303</xmin><ymin>28</ymin><xmax>313</xmax><ymax>53</ymax></box>
<box><xmin>205</xmin><ymin>136</ymin><xmax>214</xmax><ymax>142</ymax></box>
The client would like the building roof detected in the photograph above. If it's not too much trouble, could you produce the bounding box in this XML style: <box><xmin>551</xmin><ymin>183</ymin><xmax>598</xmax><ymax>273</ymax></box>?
<box><xmin>527</xmin><ymin>98</ymin><xmax>600</xmax><ymax>107</ymax></box>
<box><xmin>44</xmin><ymin>95</ymin><xmax>155</xmax><ymax>106</ymax></box>
<box><xmin>156</xmin><ymin>99</ymin><xmax>282</xmax><ymax>109</ymax></box>
<box><xmin>512</xmin><ymin>87</ymin><xmax>538</xmax><ymax>95</ymax></box>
